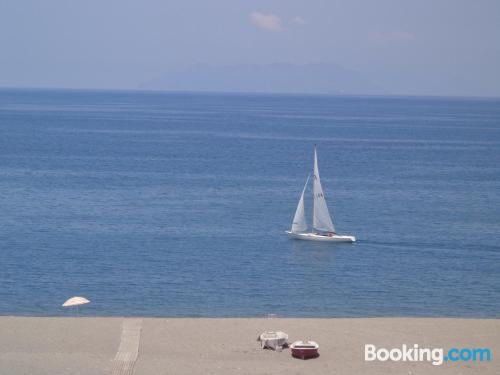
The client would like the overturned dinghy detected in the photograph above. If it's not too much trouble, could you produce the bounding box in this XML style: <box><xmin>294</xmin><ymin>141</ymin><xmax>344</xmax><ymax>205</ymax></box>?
<box><xmin>258</xmin><ymin>331</ymin><xmax>289</xmax><ymax>351</ymax></box>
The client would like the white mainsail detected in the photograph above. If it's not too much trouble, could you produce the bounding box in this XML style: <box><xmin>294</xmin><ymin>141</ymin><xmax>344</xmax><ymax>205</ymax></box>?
<box><xmin>291</xmin><ymin>175</ymin><xmax>310</xmax><ymax>233</ymax></box>
<box><xmin>312</xmin><ymin>147</ymin><xmax>336</xmax><ymax>233</ymax></box>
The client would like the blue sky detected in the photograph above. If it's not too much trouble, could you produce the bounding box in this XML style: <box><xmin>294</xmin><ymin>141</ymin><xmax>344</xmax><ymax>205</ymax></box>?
<box><xmin>0</xmin><ymin>0</ymin><xmax>499</xmax><ymax>96</ymax></box>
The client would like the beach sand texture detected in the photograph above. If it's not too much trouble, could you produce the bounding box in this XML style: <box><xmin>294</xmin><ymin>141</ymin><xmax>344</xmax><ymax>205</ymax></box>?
<box><xmin>0</xmin><ymin>317</ymin><xmax>498</xmax><ymax>375</ymax></box>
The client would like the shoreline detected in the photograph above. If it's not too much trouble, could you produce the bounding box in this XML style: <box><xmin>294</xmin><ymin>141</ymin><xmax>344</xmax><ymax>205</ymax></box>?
<box><xmin>1</xmin><ymin>317</ymin><xmax>498</xmax><ymax>374</ymax></box>
<box><xmin>2</xmin><ymin>314</ymin><xmax>500</xmax><ymax>319</ymax></box>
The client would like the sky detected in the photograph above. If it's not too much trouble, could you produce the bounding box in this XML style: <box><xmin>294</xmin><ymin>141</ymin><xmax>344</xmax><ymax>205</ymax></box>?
<box><xmin>0</xmin><ymin>0</ymin><xmax>499</xmax><ymax>96</ymax></box>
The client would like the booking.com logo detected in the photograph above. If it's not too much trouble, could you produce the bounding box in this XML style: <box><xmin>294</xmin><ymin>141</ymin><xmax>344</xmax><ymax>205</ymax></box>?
<box><xmin>365</xmin><ymin>344</ymin><xmax>491</xmax><ymax>366</ymax></box>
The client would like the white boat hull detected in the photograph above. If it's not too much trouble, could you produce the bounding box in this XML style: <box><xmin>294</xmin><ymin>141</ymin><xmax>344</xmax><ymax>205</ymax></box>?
<box><xmin>286</xmin><ymin>231</ymin><xmax>356</xmax><ymax>242</ymax></box>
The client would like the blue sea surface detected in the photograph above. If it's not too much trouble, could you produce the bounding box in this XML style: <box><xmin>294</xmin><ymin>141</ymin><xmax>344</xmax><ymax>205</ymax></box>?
<box><xmin>0</xmin><ymin>89</ymin><xmax>499</xmax><ymax>317</ymax></box>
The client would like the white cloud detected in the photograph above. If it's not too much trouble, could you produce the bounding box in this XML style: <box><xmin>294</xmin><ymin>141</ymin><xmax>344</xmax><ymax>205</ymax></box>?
<box><xmin>290</xmin><ymin>16</ymin><xmax>307</xmax><ymax>25</ymax></box>
<box><xmin>370</xmin><ymin>31</ymin><xmax>415</xmax><ymax>43</ymax></box>
<box><xmin>250</xmin><ymin>12</ymin><xmax>283</xmax><ymax>31</ymax></box>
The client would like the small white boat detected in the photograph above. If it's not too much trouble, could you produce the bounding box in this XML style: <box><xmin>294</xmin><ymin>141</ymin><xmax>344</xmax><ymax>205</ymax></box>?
<box><xmin>258</xmin><ymin>331</ymin><xmax>289</xmax><ymax>350</ymax></box>
<box><xmin>286</xmin><ymin>146</ymin><xmax>356</xmax><ymax>243</ymax></box>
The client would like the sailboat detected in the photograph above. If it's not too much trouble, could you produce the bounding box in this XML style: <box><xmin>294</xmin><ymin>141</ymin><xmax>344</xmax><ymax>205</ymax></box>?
<box><xmin>285</xmin><ymin>146</ymin><xmax>356</xmax><ymax>242</ymax></box>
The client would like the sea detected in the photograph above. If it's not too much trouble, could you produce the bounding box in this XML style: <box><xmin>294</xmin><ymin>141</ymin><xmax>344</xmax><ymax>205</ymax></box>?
<box><xmin>0</xmin><ymin>88</ymin><xmax>499</xmax><ymax>317</ymax></box>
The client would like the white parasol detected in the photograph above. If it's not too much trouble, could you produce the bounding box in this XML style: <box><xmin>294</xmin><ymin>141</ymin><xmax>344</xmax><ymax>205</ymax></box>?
<box><xmin>62</xmin><ymin>296</ymin><xmax>90</xmax><ymax>315</ymax></box>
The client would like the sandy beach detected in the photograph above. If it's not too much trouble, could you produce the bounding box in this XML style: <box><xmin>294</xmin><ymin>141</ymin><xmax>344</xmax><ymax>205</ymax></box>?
<box><xmin>0</xmin><ymin>317</ymin><xmax>498</xmax><ymax>374</ymax></box>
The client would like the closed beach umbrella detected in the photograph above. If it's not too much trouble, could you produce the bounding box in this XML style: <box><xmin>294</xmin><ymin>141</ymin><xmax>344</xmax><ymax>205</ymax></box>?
<box><xmin>62</xmin><ymin>296</ymin><xmax>90</xmax><ymax>315</ymax></box>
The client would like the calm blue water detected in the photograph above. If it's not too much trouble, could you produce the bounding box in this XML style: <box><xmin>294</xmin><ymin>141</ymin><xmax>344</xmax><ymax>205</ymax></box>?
<box><xmin>0</xmin><ymin>89</ymin><xmax>499</xmax><ymax>317</ymax></box>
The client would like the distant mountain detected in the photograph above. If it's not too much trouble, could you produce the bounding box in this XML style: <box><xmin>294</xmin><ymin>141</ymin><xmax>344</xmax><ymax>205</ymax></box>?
<box><xmin>139</xmin><ymin>63</ymin><xmax>382</xmax><ymax>95</ymax></box>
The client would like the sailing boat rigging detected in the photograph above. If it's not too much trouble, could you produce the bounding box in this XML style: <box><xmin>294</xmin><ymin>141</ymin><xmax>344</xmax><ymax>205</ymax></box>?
<box><xmin>286</xmin><ymin>146</ymin><xmax>356</xmax><ymax>242</ymax></box>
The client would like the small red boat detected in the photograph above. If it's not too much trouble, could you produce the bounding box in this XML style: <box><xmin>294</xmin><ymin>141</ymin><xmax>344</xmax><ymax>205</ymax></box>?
<box><xmin>290</xmin><ymin>341</ymin><xmax>319</xmax><ymax>359</ymax></box>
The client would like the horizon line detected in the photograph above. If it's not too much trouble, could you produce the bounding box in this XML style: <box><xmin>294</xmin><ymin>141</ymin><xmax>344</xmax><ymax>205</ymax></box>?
<box><xmin>1</xmin><ymin>85</ymin><xmax>499</xmax><ymax>101</ymax></box>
